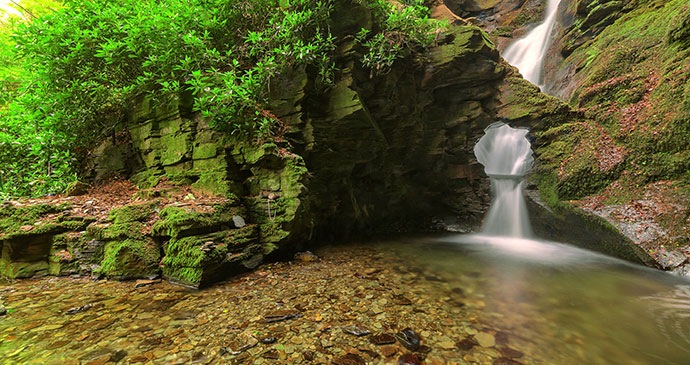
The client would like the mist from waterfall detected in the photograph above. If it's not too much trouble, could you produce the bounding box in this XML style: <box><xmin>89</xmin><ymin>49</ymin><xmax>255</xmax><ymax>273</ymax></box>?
<box><xmin>474</xmin><ymin>122</ymin><xmax>534</xmax><ymax>238</ymax></box>
<box><xmin>503</xmin><ymin>0</ymin><xmax>562</xmax><ymax>87</ymax></box>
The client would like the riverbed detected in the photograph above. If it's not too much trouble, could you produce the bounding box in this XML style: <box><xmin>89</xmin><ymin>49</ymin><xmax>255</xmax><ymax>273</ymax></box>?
<box><xmin>1</xmin><ymin>235</ymin><xmax>689</xmax><ymax>364</ymax></box>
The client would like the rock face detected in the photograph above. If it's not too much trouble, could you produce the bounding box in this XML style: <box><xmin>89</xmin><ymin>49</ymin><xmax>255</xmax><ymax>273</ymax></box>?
<box><xmin>2</xmin><ymin>2</ymin><xmax>514</xmax><ymax>286</ymax></box>
<box><xmin>525</xmin><ymin>0</ymin><xmax>690</xmax><ymax>275</ymax></box>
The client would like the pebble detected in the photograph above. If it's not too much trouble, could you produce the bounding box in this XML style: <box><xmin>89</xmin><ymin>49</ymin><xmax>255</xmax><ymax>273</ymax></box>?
<box><xmin>476</xmin><ymin>332</ymin><xmax>496</xmax><ymax>348</ymax></box>
<box><xmin>395</xmin><ymin>328</ymin><xmax>421</xmax><ymax>351</ymax></box>
<box><xmin>380</xmin><ymin>345</ymin><xmax>398</xmax><ymax>357</ymax></box>
<box><xmin>370</xmin><ymin>333</ymin><xmax>396</xmax><ymax>345</ymax></box>
<box><xmin>398</xmin><ymin>353</ymin><xmax>422</xmax><ymax>365</ymax></box>
<box><xmin>294</xmin><ymin>251</ymin><xmax>318</xmax><ymax>263</ymax></box>
<box><xmin>333</xmin><ymin>353</ymin><xmax>366</xmax><ymax>365</ymax></box>
<box><xmin>342</xmin><ymin>325</ymin><xmax>371</xmax><ymax>336</ymax></box>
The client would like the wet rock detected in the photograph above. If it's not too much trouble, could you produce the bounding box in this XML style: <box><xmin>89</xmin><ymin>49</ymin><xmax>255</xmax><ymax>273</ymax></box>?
<box><xmin>476</xmin><ymin>332</ymin><xmax>496</xmax><ymax>348</ymax></box>
<box><xmin>493</xmin><ymin>357</ymin><xmax>525</xmax><ymax>365</ymax></box>
<box><xmin>263</xmin><ymin>349</ymin><xmax>279</xmax><ymax>359</ymax></box>
<box><xmin>302</xmin><ymin>351</ymin><xmax>315</xmax><ymax>361</ymax></box>
<box><xmin>134</xmin><ymin>279</ymin><xmax>158</xmax><ymax>288</ymax></box>
<box><xmin>84</xmin><ymin>354</ymin><xmax>110</xmax><ymax>365</ymax></box>
<box><xmin>294</xmin><ymin>251</ymin><xmax>319</xmax><ymax>262</ymax></box>
<box><xmin>495</xmin><ymin>331</ymin><xmax>510</xmax><ymax>346</ymax></box>
<box><xmin>333</xmin><ymin>353</ymin><xmax>366</xmax><ymax>365</ymax></box>
<box><xmin>395</xmin><ymin>328</ymin><xmax>421</xmax><ymax>351</ymax></box>
<box><xmin>398</xmin><ymin>353</ymin><xmax>422</xmax><ymax>365</ymax></box>
<box><xmin>110</xmin><ymin>349</ymin><xmax>128</xmax><ymax>362</ymax></box>
<box><xmin>370</xmin><ymin>333</ymin><xmax>396</xmax><ymax>345</ymax></box>
<box><xmin>393</xmin><ymin>295</ymin><xmax>413</xmax><ymax>306</ymax></box>
<box><xmin>65</xmin><ymin>303</ymin><xmax>94</xmax><ymax>315</ymax></box>
<box><xmin>191</xmin><ymin>351</ymin><xmax>208</xmax><ymax>364</ymax></box>
<box><xmin>260</xmin><ymin>336</ymin><xmax>277</xmax><ymax>344</ymax></box>
<box><xmin>456</xmin><ymin>336</ymin><xmax>478</xmax><ymax>350</ymax></box>
<box><xmin>342</xmin><ymin>325</ymin><xmax>371</xmax><ymax>337</ymax></box>
<box><xmin>380</xmin><ymin>345</ymin><xmax>398</xmax><ymax>357</ymax></box>
<box><xmin>262</xmin><ymin>309</ymin><xmax>301</xmax><ymax>323</ymax></box>
<box><xmin>417</xmin><ymin>345</ymin><xmax>432</xmax><ymax>353</ymax></box>
<box><xmin>225</xmin><ymin>331</ymin><xmax>258</xmax><ymax>354</ymax></box>
<box><xmin>499</xmin><ymin>347</ymin><xmax>524</xmax><ymax>359</ymax></box>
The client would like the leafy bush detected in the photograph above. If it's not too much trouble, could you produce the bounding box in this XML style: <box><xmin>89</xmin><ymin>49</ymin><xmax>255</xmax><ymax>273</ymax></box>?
<box><xmin>355</xmin><ymin>0</ymin><xmax>444</xmax><ymax>75</ymax></box>
<box><xmin>0</xmin><ymin>0</ymin><xmax>442</xmax><ymax>198</ymax></box>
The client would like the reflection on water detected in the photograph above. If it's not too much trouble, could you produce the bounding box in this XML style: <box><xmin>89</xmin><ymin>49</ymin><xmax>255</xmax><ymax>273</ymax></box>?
<box><xmin>643</xmin><ymin>285</ymin><xmax>690</xmax><ymax>357</ymax></box>
<box><xmin>380</xmin><ymin>235</ymin><xmax>690</xmax><ymax>364</ymax></box>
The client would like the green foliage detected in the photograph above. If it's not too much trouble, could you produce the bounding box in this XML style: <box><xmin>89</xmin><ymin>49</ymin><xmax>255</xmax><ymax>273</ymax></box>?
<box><xmin>0</xmin><ymin>0</ymin><xmax>442</xmax><ymax>199</ymax></box>
<box><xmin>355</xmin><ymin>0</ymin><xmax>444</xmax><ymax>75</ymax></box>
<box><xmin>0</xmin><ymin>0</ymin><xmax>74</xmax><ymax>199</ymax></box>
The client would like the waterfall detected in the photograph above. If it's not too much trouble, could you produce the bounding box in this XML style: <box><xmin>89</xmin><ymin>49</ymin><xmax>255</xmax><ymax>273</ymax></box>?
<box><xmin>474</xmin><ymin>122</ymin><xmax>534</xmax><ymax>238</ymax></box>
<box><xmin>503</xmin><ymin>0</ymin><xmax>562</xmax><ymax>87</ymax></box>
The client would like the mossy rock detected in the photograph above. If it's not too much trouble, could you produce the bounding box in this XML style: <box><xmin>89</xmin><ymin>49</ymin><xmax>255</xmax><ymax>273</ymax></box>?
<box><xmin>152</xmin><ymin>202</ymin><xmax>245</xmax><ymax>239</ymax></box>
<box><xmin>0</xmin><ymin>259</ymin><xmax>49</xmax><ymax>279</ymax></box>
<box><xmin>0</xmin><ymin>203</ymin><xmax>71</xmax><ymax>239</ymax></box>
<box><xmin>99</xmin><ymin>239</ymin><xmax>160</xmax><ymax>279</ymax></box>
<box><xmin>87</xmin><ymin>222</ymin><xmax>145</xmax><ymax>241</ymax></box>
<box><xmin>48</xmin><ymin>233</ymin><xmax>83</xmax><ymax>276</ymax></box>
<box><xmin>108</xmin><ymin>201</ymin><xmax>159</xmax><ymax>224</ymax></box>
<box><xmin>161</xmin><ymin>226</ymin><xmax>259</xmax><ymax>287</ymax></box>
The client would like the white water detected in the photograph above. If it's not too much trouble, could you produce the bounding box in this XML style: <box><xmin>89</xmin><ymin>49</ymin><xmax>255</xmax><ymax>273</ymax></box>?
<box><xmin>474</xmin><ymin>122</ymin><xmax>534</xmax><ymax>238</ymax></box>
<box><xmin>503</xmin><ymin>0</ymin><xmax>563</xmax><ymax>87</ymax></box>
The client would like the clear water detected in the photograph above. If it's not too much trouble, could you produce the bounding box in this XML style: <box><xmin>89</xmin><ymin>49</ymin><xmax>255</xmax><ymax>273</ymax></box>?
<box><xmin>379</xmin><ymin>234</ymin><xmax>690</xmax><ymax>364</ymax></box>
<box><xmin>1</xmin><ymin>237</ymin><xmax>689</xmax><ymax>364</ymax></box>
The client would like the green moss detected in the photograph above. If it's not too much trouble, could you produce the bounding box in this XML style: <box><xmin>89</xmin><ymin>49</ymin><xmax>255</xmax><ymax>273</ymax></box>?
<box><xmin>152</xmin><ymin>201</ymin><xmax>243</xmax><ymax>239</ymax></box>
<box><xmin>99</xmin><ymin>239</ymin><xmax>160</xmax><ymax>279</ymax></box>
<box><xmin>87</xmin><ymin>222</ymin><xmax>144</xmax><ymax>241</ymax></box>
<box><xmin>108</xmin><ymin>201</ymin><xmax>159</xmax><ymax>224</ymax></box>
<box><xmin>0</xmin><ymin>204</ymin><xmax>70</xmax><ymax>238</ymax></box>
<box><xmin>190</xmin><ymin>168</ymin><xmax>238</xmax><ymax>198</ymax></box>
<box><xmin>0</xmin><ymin>260</ymin><xmax>49</xmax><ymax>279</ymax></box>
<box><xmin>161</xmin><ymin>226</ymin><xmax>257</xmax><ymax>286</ymax></box>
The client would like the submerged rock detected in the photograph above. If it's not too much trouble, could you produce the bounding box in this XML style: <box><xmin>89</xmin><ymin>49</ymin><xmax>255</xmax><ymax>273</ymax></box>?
<box><xmin>370</xmin><ymin>333</ymin><xmax>396</xmax><ymax>345</ymax></box>
<box><xmin>342</xmin><ymin>325</ymin><xmax>371</xmax><ymax>337</ymax></box>
<box><xmin>398</xmin><ymin>353</ymin><xmax>422</xmax><ymax>365</ymax></box>
<box><xmin>65</xmin><ymin>303</ymin><xmax>94</xmax><ymax>315</ymax></box>
<box><xmin>456</xmin><ymin>336</ymin><xmax>478</xmax><ymax>350</ymax></box>
<box><xmin>294</xmin><ymin>251</ymin><xmax>319</xmax><ymax>262</ymax></box>
<box><xmin>262</xmin><ymin>309</ymin><xmax>301</xmax><ymax>323</ymax></box>
<box><xmin>395</xmin><ymin>328</ymin><xmax>421</xmax><ymax>351</ymax></box>
<box><xmin>333</xmin><ymin>353</ymin><xmax>366</xmax><ymax>365</ymax></box>
<box><xmin>476</xmin><ymin>332</ymin><xmax>496</xmax><ymax>348</ymax></box>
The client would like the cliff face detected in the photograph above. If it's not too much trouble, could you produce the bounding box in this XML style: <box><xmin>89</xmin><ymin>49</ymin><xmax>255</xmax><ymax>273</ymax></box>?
<box><xmin>1</xmin><ymin>2</ymin><xmax>516</xmax><ymax>286</ymax></box>
<box><xmin>531</xmin><ymin>0</ymin><xmax>690</xmax><ymax>274</ymax></box>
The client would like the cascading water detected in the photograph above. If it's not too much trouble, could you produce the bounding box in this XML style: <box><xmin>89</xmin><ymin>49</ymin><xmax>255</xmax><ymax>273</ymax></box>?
<box><xmin>474</xmin><ymin>122</ymin><xmax>534</xmax><ymax>238</ymax></box>
<box><xmin>503</xmin><ymin>0</ymin><xmax>562</xmax><ymax>87</ymax></box>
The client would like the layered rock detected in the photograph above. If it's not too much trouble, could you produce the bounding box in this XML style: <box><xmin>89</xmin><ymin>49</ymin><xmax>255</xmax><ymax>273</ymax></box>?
<box><xmin>2</xmin><ymin>1</ymin><xmax>517</xmax><ymax>286</ymax></box>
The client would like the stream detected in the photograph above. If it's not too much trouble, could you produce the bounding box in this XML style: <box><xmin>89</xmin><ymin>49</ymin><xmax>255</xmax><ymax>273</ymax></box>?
<box><xmin>1</xmin><ymin>237</ymin><xmax>690</xmax><ymax>364</ymax></box>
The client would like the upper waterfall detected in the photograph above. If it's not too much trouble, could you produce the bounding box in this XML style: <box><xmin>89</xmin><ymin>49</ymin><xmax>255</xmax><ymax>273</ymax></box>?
<box><xmin>503</xmin><ymin>0</ymin><xmax>562</xmax><ymax>87</ymax></box>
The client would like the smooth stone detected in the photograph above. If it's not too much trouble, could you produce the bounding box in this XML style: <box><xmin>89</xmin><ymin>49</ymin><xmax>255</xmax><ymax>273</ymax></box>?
<box><xmin>342</xmin><ymin>325</ymin><xmax>371</xmax><ymax>337</ymax></box>
<box><xmin>398</xmin><ymin>353</ymin><xmax>422</xmax><ymax>365</ymax></box>
<box><xmin>395</xmin><ymin>328</ymin><xmax>421</xmax><ymax>351</ymax></box>
<box><xmin>370</xmin><ymin>333</ymin><xmax>396</xmax><ymax>345</ymax></box>
<box><xmin>476</xmin><ymin>332</ymin><xmax>496</xmax><ymax>348</ymax></box>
